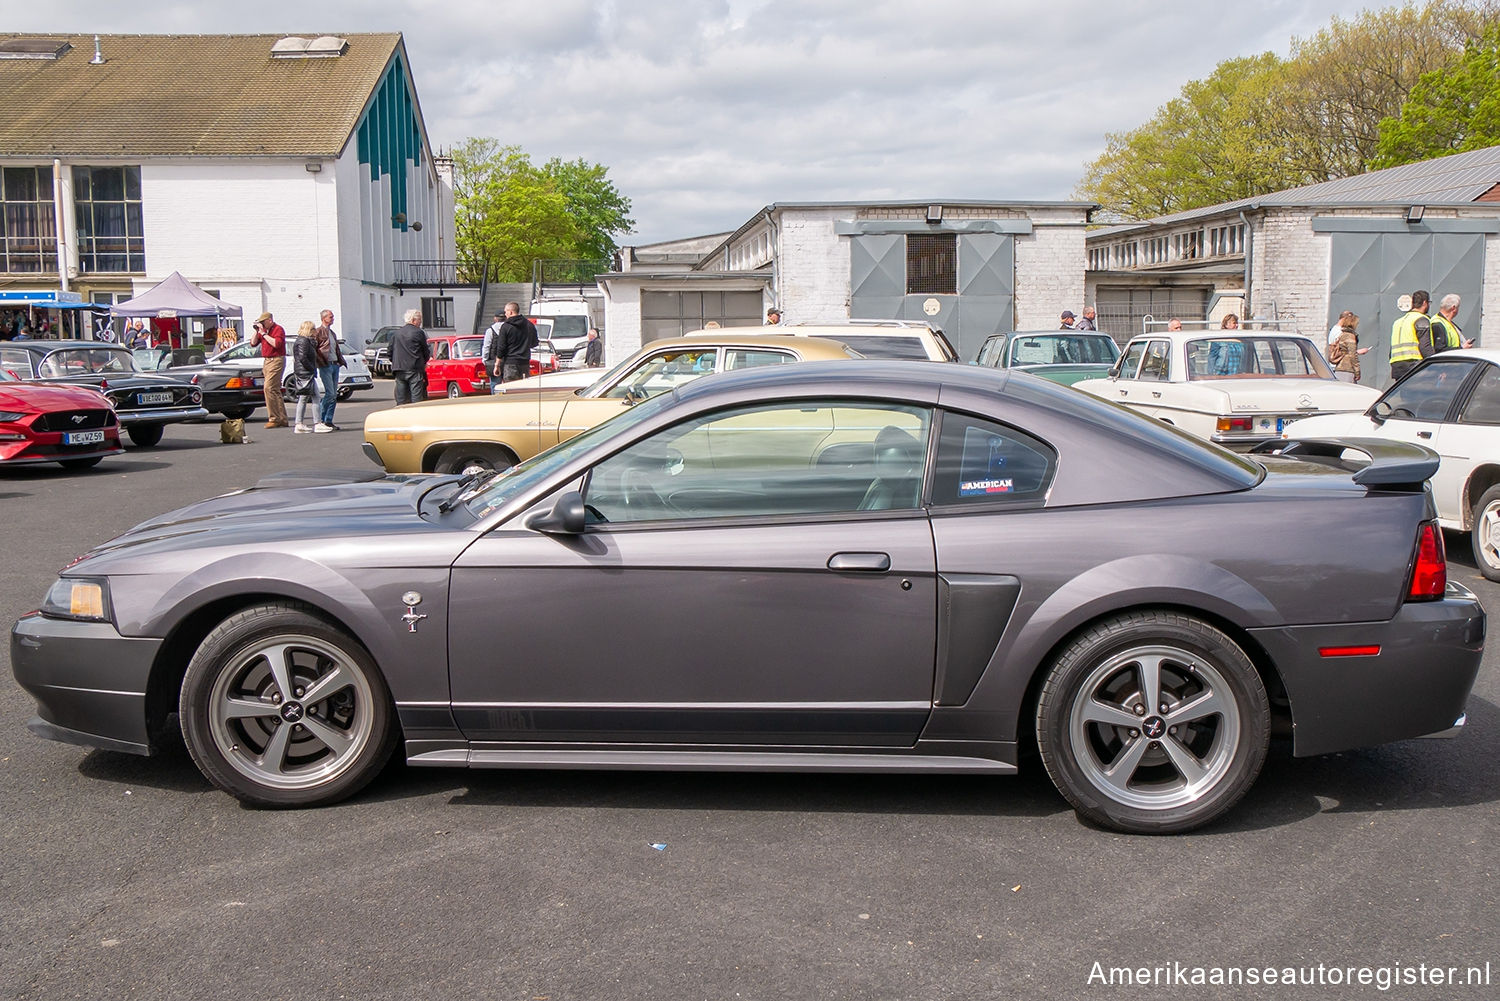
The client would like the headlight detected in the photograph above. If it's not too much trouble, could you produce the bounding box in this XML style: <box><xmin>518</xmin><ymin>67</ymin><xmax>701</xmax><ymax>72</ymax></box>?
<box><xmin>0</xmin><ymin>411</ymin><xmax>25</xmax><ymax>422</ymax></box>
<box><xmin>41</xmin><ymin>576</ymin><xmax>112</xmax><ymax>622</ymax></box>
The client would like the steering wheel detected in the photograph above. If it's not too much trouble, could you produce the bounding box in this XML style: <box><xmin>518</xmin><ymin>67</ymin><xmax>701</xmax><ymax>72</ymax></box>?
<box><xmin>621</xmin><ymin>467</ymin><xmax>669</xmax><ymax>515</ymax></box>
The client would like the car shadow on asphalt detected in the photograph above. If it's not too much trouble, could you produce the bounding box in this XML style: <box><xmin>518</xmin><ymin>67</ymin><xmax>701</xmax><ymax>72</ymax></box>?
<box><xmin>76</xmin><ymin>744</ymin><xmax>213</xmax><ymax>795</ymax></box>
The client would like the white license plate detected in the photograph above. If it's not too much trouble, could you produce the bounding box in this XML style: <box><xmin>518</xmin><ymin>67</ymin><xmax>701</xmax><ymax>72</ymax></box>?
<box><xmin>64</xmin><ymin>429</ymin><xmax>105</xmax><ymax>445</ymax></box>
<box><xmin>1277</xmin><ymin>417</ymin><xmax>1299</xmax><ymax>432</ymax></box>
<box><xmin>137</xmin><ymin>392</ymin><xmax>173</xmax><ymax>405</ymax></box>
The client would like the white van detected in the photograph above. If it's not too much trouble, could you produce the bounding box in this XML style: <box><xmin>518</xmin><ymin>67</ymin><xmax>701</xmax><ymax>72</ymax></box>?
<box><xmin>529</xmin><ymin>296</ymin><xmax>592</xmax><ymax>368</ymax></box>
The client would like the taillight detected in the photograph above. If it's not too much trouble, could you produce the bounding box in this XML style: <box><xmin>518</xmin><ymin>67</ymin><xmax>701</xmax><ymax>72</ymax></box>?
<box><xmin>1407</xmin><ymin>522</ymin><xmax>1446</xmax><ymax>601</ymax></box>
<box><xmin>474</xmin><ymin>363</ymin><xmax>486</xmax><ymax>380</ymax></box>
<box><xmin>1215</xmin><ymin>416</ymin><xmax>1253</xmax><ymax>433</ymax></box>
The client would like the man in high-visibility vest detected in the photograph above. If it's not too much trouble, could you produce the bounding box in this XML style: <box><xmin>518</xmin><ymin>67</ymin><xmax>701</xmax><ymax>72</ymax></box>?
<box><xmin>1431</xmin><ymin>293</ymin><xmax>1475</xmax><ymax>351</ymax></box>
<box><xmin>1388</xmin><ymin>290</ymin><xmax>1430</xmax><ymax>384</ymax></box>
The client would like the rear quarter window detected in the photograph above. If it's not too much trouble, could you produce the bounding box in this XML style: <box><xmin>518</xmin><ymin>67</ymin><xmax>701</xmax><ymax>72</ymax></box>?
<box><xmin>931</xmin><ymin>413</ymin><xmax>1055</xmax><ymax>506</ymax></box>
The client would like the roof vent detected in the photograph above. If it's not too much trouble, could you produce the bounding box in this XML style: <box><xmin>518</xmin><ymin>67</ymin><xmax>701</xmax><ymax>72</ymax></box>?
<box><xmin>0</xmin><ymin>38</ymin><xmax>73</xmax><ymax>61</ymax></box>
<box><xmin>271</xmin><ymin>35</ymin><xmax>349</xmax><ymax>59</ymax></box>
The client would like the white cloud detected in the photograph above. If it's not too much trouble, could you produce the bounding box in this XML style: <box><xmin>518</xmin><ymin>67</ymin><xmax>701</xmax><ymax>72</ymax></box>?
<box><xmin>16</xmin><ymin>0</ymin><xmax>1376</xmax><ymax>241</ymax></box>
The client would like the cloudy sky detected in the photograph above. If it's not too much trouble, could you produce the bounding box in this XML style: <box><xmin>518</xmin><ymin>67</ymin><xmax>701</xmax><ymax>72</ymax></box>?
<box><xmin>23</xmin><ymin>1</ymin><xmax>1377</xmax><ymax>243</ymax></box>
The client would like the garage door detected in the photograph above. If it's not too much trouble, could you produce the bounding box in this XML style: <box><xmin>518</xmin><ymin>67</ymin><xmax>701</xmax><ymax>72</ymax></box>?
<box><xmin>1094</xmin><ymin>287</ymin><xmax>1211</xmax><ymax>342</ymax></box>
<box><xmin>641</xmin><ymin>291</ymin><xmax>765</xmax><ymax>343</ymax></box>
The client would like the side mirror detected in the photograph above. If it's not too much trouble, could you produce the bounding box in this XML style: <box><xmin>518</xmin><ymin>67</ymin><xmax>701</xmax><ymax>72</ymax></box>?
<box><xmin>527</xmin><ymin>490</ymin><xmax>586</xmax><ymax>535</ymax></box>
<box><xmin>1108</xmin><ymin>357</ymin><xmax>1124</xmax><ymax>379</ymax></box>
<box><xmin>1370</xmin><ymin>399</ymin><xmax>1392</xmax><ymax>426</ymax></box>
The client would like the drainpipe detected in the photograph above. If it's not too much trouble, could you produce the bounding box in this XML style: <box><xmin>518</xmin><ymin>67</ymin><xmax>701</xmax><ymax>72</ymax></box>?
<box><xmin>52</xmin><ymin>159</ymin><xmax>69</xmax><ymax>292</ymax></box>
<box><xmin>763</xmin><ymin>207</ymin><xmax>780</xmax><ymax>311</ymax></box>
<box><xmin>1238</xmin><ymin>210</ymin><xmax>1254</xmax><ymax>318</ymax></box>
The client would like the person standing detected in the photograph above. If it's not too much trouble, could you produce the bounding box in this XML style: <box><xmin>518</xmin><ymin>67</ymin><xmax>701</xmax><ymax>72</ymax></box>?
<box><xmin>1327</xmin><ymin>313</ymin><xmax>1368</xmax><ymax>383</ymax></box>
<box><xmin>1075</xmin><ymin>306</ymin><xmax>1097</xmax><ymax>330</ymax></box>
<box><xmin>1431</xmin><ymin>294</ymin><xmax>1474</xmax><ymax>350</ymax></box>
<box><xmin>1059</xmin><ymin>310</ymin><xmax>1076</xmax><ymax>329</ymax></box>
<box><xmin>481</xmin><ymin>311</ymin><xmax>505</xmax><ymax>394</ymax></box>
<box><xmin>584</xmin><ymin>326</ymin><xmax>604</xmax><ymax>367</ymax></box>
<box><xmin>498</xmin><ymin>302</ymin><xmax>537</xmax><ymax>383</ymax></box>
<box><xmin>313</xmin><ymin>309</ymin><xmax>344</xmax><ymax>431</ymax></box>
<box><xmin>288</xmin><ymin>321</ymin><xmax>320</xmax><ymax>433</ymax></box>
<box><xmin>1388</xmin><ymin>290</ymin><xmax>1431</xmax><ymax>384</ymax></box>
<box><xmin>391</xmin><ymin>308</ymin><xmax>430</xmax><ymax>405</ymax></box>
<box><xmin>252</xmin><ymin>311</ymin><xmax>289</xmax><ymax>428</ymax></box>
<box><xmin>765</xmin><ymin>307</ymin><xmax>782</xmax><ymax>325</ymax></box>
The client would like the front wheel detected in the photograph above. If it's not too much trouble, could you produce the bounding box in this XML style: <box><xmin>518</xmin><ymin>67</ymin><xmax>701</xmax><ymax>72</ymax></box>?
<box><xmin>179</xmin><ymin>602</ymin><xmax>397</xmax><ymax>807</ymax></box>
<box><xmin>434</xmin><ymin>442</ymin><xmax>513</xmax><ymax>476</ymax></box>
<box><xmin>126</xmin><ymin>424</ymin><xmax>164</xmax><ymax>448</ymax></box>
<box><xmin>1472</xmin><ymin>485</ymin><xmax>1500</xmax><ymax>581</ymax></box>
<box><xmin>1036</xmin><ymin>611</ymin><xmax>1269</xmax><ymax>834</ymax></box>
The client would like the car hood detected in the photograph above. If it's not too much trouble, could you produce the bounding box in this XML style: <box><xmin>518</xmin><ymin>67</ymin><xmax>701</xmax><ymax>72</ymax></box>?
<box><xmin>1013</xmin><ymin>363</ymin><xmax>1115</xmax><ymax>386</ymax></box>
<box><xmin>74</xmin><ymin>470</ymin><xmax>464</xmax><ymax>573</ymax></box>
<box><xmin>0</xmin><ymin>382</ymin><xmax>111</xmax><ymax>410</ymax></box>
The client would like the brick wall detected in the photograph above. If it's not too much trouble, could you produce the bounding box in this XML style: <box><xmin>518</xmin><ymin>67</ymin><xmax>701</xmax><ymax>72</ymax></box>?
<box><xmin>1016</xmin><ymin>207</ymin><xmax>1087</xmax><ymax>329</ymax></box>
<box><xmin>778</xmin><ymin>207</ymin><xmax>851</xmax><ymax>322</ymax></box>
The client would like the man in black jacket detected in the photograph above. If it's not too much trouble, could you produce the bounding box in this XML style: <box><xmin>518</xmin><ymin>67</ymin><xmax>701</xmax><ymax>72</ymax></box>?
<box><xmin>498</xmin><ymin>302</ymin><xmax>538</xmax><ymax>383</ymax></box>
<box><xmin>584</xmin><ymin>326</ymin><xmax>604</xmax><ymax>367</ymax></box>
<box><xmin>391</xmin><ymin>308</ymin><xmax>430</xmax><ymax>405</ymax></box>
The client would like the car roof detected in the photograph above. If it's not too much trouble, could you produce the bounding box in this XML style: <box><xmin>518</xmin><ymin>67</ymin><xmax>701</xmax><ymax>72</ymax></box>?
<box><xmin>1130</xmin><ymin>329</ymin><xmax>1315</xmax><ymax>345</ymax></box>
<box><xmin>4</xmin><ymin>340</ymin><xmax>126</xmax><ymax>352</ymax></box>
<box><xmin>650</xmin><ymin>333</ymin><xmax>855</xmax><ymax>360</ymax></box>
<box><xmin>1425</xmin><ymin>348</ymin><xmax>1500</xmax><ymax>364</ymax></box>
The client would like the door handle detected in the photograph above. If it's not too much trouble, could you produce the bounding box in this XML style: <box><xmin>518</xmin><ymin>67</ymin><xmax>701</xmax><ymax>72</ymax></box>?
<box><xmin>828</xmin><ymin>552</ymin><xmax>891</xmax><ymax>572</ymax></box>
<box><xmin>1151</xmin><ymin>391</ymin><xmax>1162</xmax><ymax>398</ymax></box>
<box><xmin>1118</xmin><ymin>389</ymin><xmax>1128</xmax><ymax>397</ymax></box>
<box><xmin>1417</xmin><ymin>431</ymin><xmax>1433</xmax><ymax>439</ymax></box>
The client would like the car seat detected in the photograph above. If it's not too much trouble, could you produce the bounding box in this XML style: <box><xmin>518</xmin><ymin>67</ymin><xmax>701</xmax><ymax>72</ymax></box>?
<box><xmin>858</xmin><ymin>425</ymin><xmax>924</xmax><ymax>511</ymax></box>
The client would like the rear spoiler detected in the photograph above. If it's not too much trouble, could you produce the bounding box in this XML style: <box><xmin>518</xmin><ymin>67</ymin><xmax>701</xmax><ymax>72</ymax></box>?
<box><xmin>1250</xmin><ymin>437</ymin><xmax>1439</xmax><ymax>489</ymax></box>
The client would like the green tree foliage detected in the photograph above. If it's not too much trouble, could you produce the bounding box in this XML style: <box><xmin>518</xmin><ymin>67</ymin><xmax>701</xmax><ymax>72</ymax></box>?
<box><xmin>451</xmin><ymin>138</ymin><xmax>634</xmax><ymax>282</ymax></box>
<box><xmin>1076</xmin><ymin>0</ymin><xmax>1500</xmax><ymax>220</ymax></box>
<box><xmin>1375</xmin><ymin>23</ymin><xmax>1500</xmax><ymax>164</ymax></box>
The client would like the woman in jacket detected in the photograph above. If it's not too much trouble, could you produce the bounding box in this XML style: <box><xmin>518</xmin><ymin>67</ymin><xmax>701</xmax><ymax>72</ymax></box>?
<box><xmin>1328</xmin><ymin>312</ymin><xmax>1366</xmax><ymax>383</ymax></box>
<box><xmin>289</xmin><ymin>320</ymin><xmax>321</xmax><ymax>432</ymax></box>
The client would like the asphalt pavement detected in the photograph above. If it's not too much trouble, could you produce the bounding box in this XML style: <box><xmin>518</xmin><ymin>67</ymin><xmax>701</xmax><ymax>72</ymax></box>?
<box><xmin>1</xmin><ymin>384</ymin><xmax>1497</xmax><ymax>1000</ymax></box>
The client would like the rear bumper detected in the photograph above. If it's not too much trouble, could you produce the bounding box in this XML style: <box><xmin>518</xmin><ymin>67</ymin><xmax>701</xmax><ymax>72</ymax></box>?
<box><xmin>1249</xmin><ymin>584</ymin><xmax>1485</xmax><ymax>757</ymax></box>
<box><xmin>117</xmin><ymin>407</ymin><xmax>211</xmax><ymax>425</ymax></box>
<box><xmin>10</xmin><ymin>612</ymin><xmax>161</xmax><ymax>755</ymax></box>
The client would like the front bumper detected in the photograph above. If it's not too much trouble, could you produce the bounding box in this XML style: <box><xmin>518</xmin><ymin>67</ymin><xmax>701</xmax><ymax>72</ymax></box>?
<box><xmin>11</xmin><ymin>612</ymin><xmax>162</xmax><ymax>756</ymax></box>
<box><xmin>117</xmin><ymin>406</ymin><xmax>211</xmax><ymax>425</ymax></box>
<box><xmin>1249</xmin><ymin>583</ymin><xmax>1485</xmax><ymax>757</ymax></box>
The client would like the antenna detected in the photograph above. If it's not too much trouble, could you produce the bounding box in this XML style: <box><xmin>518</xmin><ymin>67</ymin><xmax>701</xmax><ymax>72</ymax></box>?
<box><xmin>90</xmin><ymin>35</ymin><xmax>104</xmax><ymax>64</ymax></box>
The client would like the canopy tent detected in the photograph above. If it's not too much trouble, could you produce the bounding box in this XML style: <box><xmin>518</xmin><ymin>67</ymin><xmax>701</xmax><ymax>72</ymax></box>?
<box><xmin>110</xmin><ymin>271</ymin><xmax>242</xmax><ymax>319</ymax></box>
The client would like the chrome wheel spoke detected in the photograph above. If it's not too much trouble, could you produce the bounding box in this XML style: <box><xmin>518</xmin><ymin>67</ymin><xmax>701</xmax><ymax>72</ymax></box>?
<box><xmin>257</xmin><ymin>720</ymin><xmax>294</xmax><ymax>774</ymax></box>
<box><xmin>300</xmin><ymin>665</ymin><xmax>349</xmax><ymax>706</ymax></box>
<box><xmin>1080</xmin><ymin>699</ymin><xmax>1141</xmax><ymax>729</ymax></box>
<box><xmin>300</xmin><ymin>714</ymin><xmax>353</xmax><ymax>757</ymax></box>
<box><xmin>259</xmin><ymin>643</ymin><xmax>297</xmax><ymax>701</ymax></box>
<box><xmin>1166</xmin><ymin>690</ymin><xmax>1224</xmax><ymax>725</ymax></box>
<box><xmin>223</xmin><ymin>696</ymin><xmax>278</xmax><ymax>720</ymax></box>
<box><xmin>1160</xmin><ymin>734</ymin><xmax>1209</xmax><ymax>788</ymax></box>
<box><xmin>1136</xmin><ymin>654</ymin><xmax>1164</xmax><ymax>713</ymax></box>
<box><xmin>1100</xmin><ymin>735</ymin><xmax>1152</xmax><ymax>793</ymax></box>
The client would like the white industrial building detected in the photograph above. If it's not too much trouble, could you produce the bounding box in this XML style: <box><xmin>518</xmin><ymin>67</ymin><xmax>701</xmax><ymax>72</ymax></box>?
<box><xmin>0</xmin><ymin>32</ymin><xmax>469</xmax><ymax>349</ymax></box>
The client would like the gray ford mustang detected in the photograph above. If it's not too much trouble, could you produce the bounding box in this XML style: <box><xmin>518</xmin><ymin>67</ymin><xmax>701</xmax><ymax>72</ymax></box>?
<box><xmin>11</xmin><ymin>361</ymin><xmax>1485</xmax><ymax>834</ymax></box>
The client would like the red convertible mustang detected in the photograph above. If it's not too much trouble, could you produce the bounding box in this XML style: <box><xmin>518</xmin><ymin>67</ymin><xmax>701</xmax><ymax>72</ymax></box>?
<box><xmin>0</xmin><ymin>368</ymin><xmax>122</xmax><ymax>469</ymax></box>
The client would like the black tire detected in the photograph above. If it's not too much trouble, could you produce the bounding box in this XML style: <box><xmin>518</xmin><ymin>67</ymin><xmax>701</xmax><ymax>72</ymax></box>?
<box><xmin>446</xmin><ymin>381</ymin><xmax>463</xmax><ymax>399</ymax></box>
<box><xmin>1472</xmin><ymin>484</ymin><xmax>1500</xmax><ymax>582</ymax></box>
<box><xmin>178</xmin><ymin>602</ymin><xmax>397</xmax><ymax>807</ymax></box>
<box><xmin>126</xmin><ymin>424</ymin><xmax>164</xmax><ymax>448</ymax></box>
<box><xmin>220</xmin><ymin>407</ymin><xmax>254</xmax><ymax>420</ymax></box>
<box><xmin>337</xmin><ymin>387</ymin><xmax>353</xmax><ymax>401</ymax></box>
<box><xmin>58</xmin><ymin>456</ymin><xmax>104</xmax><ymax>470</ymax></box>
<box><xmin>434</xmin><ymin>442</ymin><xmax>513</xmax><ymax>476</ymax></box>
<box><xmin>1035</xmin><ymin>611</ymin><xmax>1269</xmax><ymax>834</ymax></box>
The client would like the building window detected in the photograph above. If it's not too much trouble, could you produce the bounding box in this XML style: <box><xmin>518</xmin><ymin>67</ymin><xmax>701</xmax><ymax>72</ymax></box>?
<box><xmin>421</xmin><ymin>296</ymin><xmax>453</xmax><ymax>329</ymax></box>
<box><xmin>640</xmin><ymin>290</ymin><xmax>764</xmax><ymax>343</ymax></box>
<box><xmin>73</xmin><ymin>166</ymin><xmax>144</xmax><ymax>274</ymax></box>
<box><xmin>1</xmin><ymin>166</ymin><xmax>57</xmax><ymax>274</ymax></box>
<box><xmin>906</xmin><ymin>234</ymin><xmax>956</xmax><ymax>294</ymax></box>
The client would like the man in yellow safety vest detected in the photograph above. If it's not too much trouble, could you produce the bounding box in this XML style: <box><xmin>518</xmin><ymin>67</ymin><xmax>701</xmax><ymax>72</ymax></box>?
<box><xmin>1431</xmin><ymin>293</ymin><xmax>1474</xmax><ymax>351</ymax></box>
<box><xmin>1388</xmin><ymin>290</ymin><xmax>1431</xmax><ymax>384</ymax></box>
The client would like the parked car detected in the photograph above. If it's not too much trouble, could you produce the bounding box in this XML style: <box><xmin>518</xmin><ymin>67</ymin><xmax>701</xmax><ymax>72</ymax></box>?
<box><xmin>426</xmin><ymin>335</ymin><xmax>490</xmax><ymax>397</ymax></box>
<box><xmin>171</xmin><ymin>340</ymin><xmax>374</xmax><ymax>416</ymax></box>
<box><xmin>134</xmin><ymin>346</ymin><xmax>265</xmax><ymax>419</ymax></box>
<box><xmin>363</xmin><ymin>325</ymin><xmax>400</xmax><ymax>377</ymax></box>
<box><xmin>1074</xmin><ymin>328</ymin><xmax>1379</xmax><ymax>449</ymax></box>
<box><xmin>0</xmin><ymin>340</ymin><xmax>206</xmax><ymax>447</ymax></box>
<box><xmin>770</xmin><ymin>320</ymin><xmax>959</xmax><ymax>362</ymax></box>
<box><xmin>363</xmin><ymin>333</ymin><xmax>860</xmax><ymax>475</ymax></box>
<box><xmin>0</xmin><ymin>368</ymin><xmax>122</xmax><ymax>469</ymax></box>
<box><xmin>530</xmin><ymin>296</ymin><xmax>592</xmax><ymax>368</ymax></box>
<box><xmin>494</xmin><ymin>367</ymin><xmax>606</xmax><ymax>394</ymax></box>
<box><xmin>973</xmin><ymin>330</ymin><xmax>1122</xmax><ymax>386</ymax></box>
<box><xmin>12</xmin><ymin>362</ymin><xmax>1482</xmax><ymax>834</ymax></box>
<box><xmin>1279</xmin><ymin>349</ymin><xmax>1500</xmax><ymax>579</ymax></box>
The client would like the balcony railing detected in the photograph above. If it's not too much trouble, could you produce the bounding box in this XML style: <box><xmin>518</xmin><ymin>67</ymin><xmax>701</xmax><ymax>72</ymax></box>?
<box><xmin>393</xmin><ymin>260</ymin><xmax>485</xmax><ymax>289</ymax></box>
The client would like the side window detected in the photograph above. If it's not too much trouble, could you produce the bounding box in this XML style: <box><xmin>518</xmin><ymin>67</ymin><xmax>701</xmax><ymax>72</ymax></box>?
<box><xmin>0</xmin><ymin>348</ymin><xmax>34</xmax><ymax>377</ymax></box>
<box><xmin>1459</xmin><ymin>365</ymin><xmax>1500</xmax><ymax>425</ymax></box>
<box><xmin>1138</xmin><ymin>339</ymin><xmax>1171</xmax><ymax>381</ymax></box>
<box><xmin>431</xmin><ymin>341</ymin><xmax>450</xmax><ymax>361</ymax></box>
<box><xmin>723</xmin><ymin>348</ymin><xmax>794</xmax><ymax>371</ymax></box>
<box><xmin>931</xmin><ymin>413</ymin><xmax>1055</xmax><ymax>506</ymax></box>
<box><xmin>1383</xmin><ymin>361</ymin><xmax>1476</xmax><ymax>422</ymax></box>
<box><xmin>584</xmin><ymin>401</ymin><xmax>931</xmax><ymax>524</ymax></box>
<box><xmin>1116</xmin><ymin>341</ymin><xmax>1146</xmax><ymax>380</ymax></box>
<box><xmin>601</xmin><ymin>348</ymin><xmax>717</xmax><ymax>400</ymax></box>
<box><xmin>976</xmin><ymin>337</ymin><xmax>1005</xmax><ymax>368</ymax></box>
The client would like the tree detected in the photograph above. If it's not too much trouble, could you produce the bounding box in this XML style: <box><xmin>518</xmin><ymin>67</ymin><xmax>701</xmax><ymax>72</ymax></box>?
<box><xmin>451</xmin><ymin>139</ymin><xmax>633</xmax><ymax>282</ymax></box>
<box><xmin>1375</xmin><ymin>23</ymin><xmax>1500</xmax><ymax>164</ymax></box>
<box><xmin>1075</xmin><ymin>0</ymin><xmax>1500</xmax><ymax>219</ymax></box>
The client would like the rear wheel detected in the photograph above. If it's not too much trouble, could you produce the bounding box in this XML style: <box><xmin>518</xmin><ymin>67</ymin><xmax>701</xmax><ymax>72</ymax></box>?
<box><xmin>434</xmin><ymin>443</ymin><xmax>512</xmax><ymax>476</ymax></box>
<box><xmin>1471</xmin><ymin>484</ymin><xmax>1500</xmax><ymax>581</ymax></box>
<box><xmin>179</xmin><ymin>602</ymin><xmax>397</xmax><ymax>807</ymax></box>
<box><xmin>126</xmin><ymin>424</ymin><xmax>164</xmax><ymax>448</ymax></box>
<box><xmin>446</xmin><ymin>381</ymin><xmax>463</xmax><ymax>399</ymax></box>
<box><xmin>220</xmin><ymin>406</ymin><xmax>254</xmax><ymax>420</ymax></box>
<box><xmin>58</xmin><ymin>456</ymin><xmax>104</xmax><ymax>470</ymax></box>
<box><xmin>337</xmin><ymin>387</ymin><xmax>353</xmax><ymax>401</ymax></box>
<box><xmin>1036</xmin><ymin>611</ymin><xmax>1269</xmax><ymax>834</ymax></box>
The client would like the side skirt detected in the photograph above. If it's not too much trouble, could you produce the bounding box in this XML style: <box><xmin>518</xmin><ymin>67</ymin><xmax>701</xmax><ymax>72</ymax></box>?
<box><xmin>405</xmin><ymin>746</ymin><xmax>1016</xmax><ymax>774</ymax></box>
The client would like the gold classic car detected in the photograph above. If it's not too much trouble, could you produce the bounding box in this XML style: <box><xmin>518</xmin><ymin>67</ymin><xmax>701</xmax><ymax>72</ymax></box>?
<box><xmin>362</xmin><ymin>333</ymin><xmax>861</xmax><ymax>474</ymax></box>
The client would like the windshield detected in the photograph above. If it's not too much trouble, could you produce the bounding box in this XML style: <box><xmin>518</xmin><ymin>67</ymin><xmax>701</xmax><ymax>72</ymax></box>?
<box><xmin>0</xmin><ymin>367</ymin><xmax>14</xmax><ymax>382</ymax></box>
<box><xmin>40</xmin><ymin>347</ymin><xmax>137</xmax><ymax>378</ymax></box>
<box><xmin>1009</xmin><ymin>334</ymin><xmax>1121</xmax><ymax>366</ymax></box>
<box><xmin>460</xmin><ymin>390</ymin><xmax>678</xmax><ymax>518</ymax></box>
<box><xmin>810</xmin><ymin>333</ymin><xmax>930</xmax><ymax>360</ymax></box>
<box><xmin>538</xmin><ymin>315</ymin><xmax>588</xmax><ymax>339</ymax></box>
<box><xmin>454</xmin><ymin>337</ymin><xmax>484</xmax><ymax>359</ymax></box>
<box><xmin>1185</xmin><ymin>337</ymin><xmax>1332</xmax><ymax>380</ymax></box>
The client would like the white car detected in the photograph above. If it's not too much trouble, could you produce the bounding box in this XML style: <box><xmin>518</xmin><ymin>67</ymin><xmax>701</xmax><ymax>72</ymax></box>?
<box><xmin>1282</xmin><ymin>349</ymin><xmax>1500</xmax><ymax>578</ymax></box>
<box><xmin>211</xmin><ymin>340</ymin><xmax>374</xmax><ymax>400</ymax></box>
<box><xmin>1074</xmin><ymin>329</ymin><xmax>1379</xmax><ymax>449</ymax></box>
<box><xmin>692</xmin><ymin>320</ymin><xmax>958</xmax><ymax>362</ymax></box>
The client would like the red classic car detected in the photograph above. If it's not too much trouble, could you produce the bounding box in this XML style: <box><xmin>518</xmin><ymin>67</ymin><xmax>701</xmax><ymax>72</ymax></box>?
<box><xmin>426</xmin><ymin>335</ymin><xmax>490</xmax><ymax>399</ymax></box>
<box><xmin>0</xmin><ymin>368</ymin><xmax>122</xmax><ymax>470</ymax></box>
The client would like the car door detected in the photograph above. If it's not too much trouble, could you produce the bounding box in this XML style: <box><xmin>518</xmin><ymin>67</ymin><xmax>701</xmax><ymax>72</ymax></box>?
<box><xmin>551</xmin><ymin>346</ymin><xmax>721</xmax><ymax>446</ymax></box>
<box><xmin>1443</xmin><ymin>360</ymin><xmax>1500</xmax><ymax>524</ymax></box>
<box><xmin>1371</xmin><ymin>359</ymin><xmax>1481</xmax><ymax>498</ymax></box>
<box><xmin>448</xmin><ymin>398</ymin><xmax>940</xmax><ymax>747</ymax></box>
